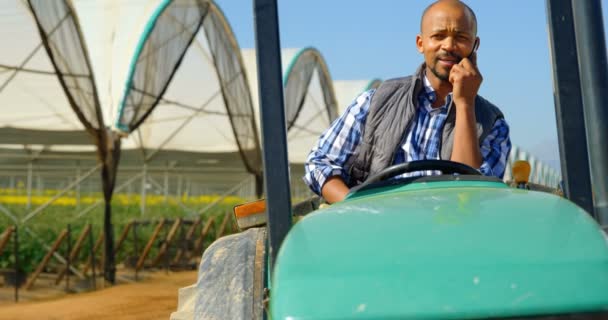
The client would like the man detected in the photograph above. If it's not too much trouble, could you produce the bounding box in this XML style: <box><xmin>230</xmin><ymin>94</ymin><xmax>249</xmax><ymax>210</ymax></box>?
<box><xmin>304</xmin><ymin>0</ymin><xmax>511</xmax><ymax>203</ymax></box>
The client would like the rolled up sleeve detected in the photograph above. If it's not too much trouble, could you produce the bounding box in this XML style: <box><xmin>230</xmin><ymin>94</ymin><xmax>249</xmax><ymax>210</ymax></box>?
<box><xmin>303</xmin><ymin>90</ymin><xmax>374</xmax><ymax>195</ymax></box>
<box><xmin>479</xmin><ymin>118</ymin><xmax>511</xmax><ymax>178</ymax></box>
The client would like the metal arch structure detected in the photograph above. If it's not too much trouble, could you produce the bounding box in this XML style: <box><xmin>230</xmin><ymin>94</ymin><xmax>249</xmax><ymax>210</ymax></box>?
<box><xmin>203</xmin><ymin>1</ymin><xmax>263</xmax><ymax>180</ymax></box>
<box><xmin>26</xmin><ymin>0</ymin><xmax>122</xmax><ymax>284</ymax></box>
<box><xmin>283</xmin><ymin>47</ymin><xmax>339</xmax><ymax>131</ymax></box>
<box><xmin>116</xmin><ymin>0</ymin><xmax>263</xmax><ymax>190</ymax></box>
<box><xmin>27</xmin><ymin>0</ymin><xmax>104</xmax><ymax>134</ymax></box>
<box><xmin>114</xmin><ymin>0</ymin><xmax>209</xmax><ymax>133</ymax></box>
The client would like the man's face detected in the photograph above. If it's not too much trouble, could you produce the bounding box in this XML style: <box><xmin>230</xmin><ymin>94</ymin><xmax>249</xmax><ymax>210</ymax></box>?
<box><xmin>416</xmin><ymin>3</ymin><xmax>478</xmax><ymax>82</ymax></box>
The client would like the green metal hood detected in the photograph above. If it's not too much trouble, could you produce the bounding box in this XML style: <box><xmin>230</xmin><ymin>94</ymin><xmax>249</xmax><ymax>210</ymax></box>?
<box><xmin>271</xmin><ymin>181</ymin><xmax>608</xmax><ymax>319</ymax></box>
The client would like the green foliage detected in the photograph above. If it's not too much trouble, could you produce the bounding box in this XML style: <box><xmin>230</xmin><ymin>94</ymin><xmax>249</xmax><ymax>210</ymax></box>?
<box><xmin>0</xmin><ymin>235</ymin><xmax>46</xmax><ymax>274</ymax></box>
<box><xmin>0</xmin><ymin>200</ymin><xmax>239</xmax><ymax>275</ymax></box>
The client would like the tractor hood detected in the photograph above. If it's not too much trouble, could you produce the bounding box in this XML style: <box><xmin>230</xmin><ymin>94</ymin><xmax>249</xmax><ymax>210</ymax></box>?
<box><xmin>271</xmin><ymin>181</ymin><xmax>608</xmax><ymax>319</ymax></box>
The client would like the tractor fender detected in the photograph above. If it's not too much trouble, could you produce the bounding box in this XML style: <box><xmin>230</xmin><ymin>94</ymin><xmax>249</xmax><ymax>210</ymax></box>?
<box><xmin>170</xmin><ymin>227</ymin><xmax>266</xmax><ymax>320</ymax></box>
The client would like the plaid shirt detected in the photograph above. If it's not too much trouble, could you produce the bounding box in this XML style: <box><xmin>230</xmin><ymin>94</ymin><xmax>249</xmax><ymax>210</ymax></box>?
<box><xmin>303</xmin><ymin>75</ymin><xmax>512</xmax><ymax>195</ymax></box>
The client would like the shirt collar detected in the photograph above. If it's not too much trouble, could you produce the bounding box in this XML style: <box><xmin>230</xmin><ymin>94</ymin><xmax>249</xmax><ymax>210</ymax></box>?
<box><xmin>420</xmin><ymin>74</ymin><xmax>450</xmax><ymax>112</ymax></box>
<box><xmin>422</xmin><ymin>74</ymin><xmax>437</xmax><ymax>104</ymax></box>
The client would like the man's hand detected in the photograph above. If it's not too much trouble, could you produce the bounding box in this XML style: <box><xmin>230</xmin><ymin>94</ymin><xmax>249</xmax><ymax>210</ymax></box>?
<box><xmin>448</xmin><ymin>56</ymin><xmax>482</xmax><ymax>108</ymax></box>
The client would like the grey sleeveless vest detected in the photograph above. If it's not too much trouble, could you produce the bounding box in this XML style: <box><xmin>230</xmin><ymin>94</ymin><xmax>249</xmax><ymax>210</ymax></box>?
<box><xmin>349</xmin><ymin>64</ymin><xmax>504</xmax><ymax>185</ymax></box>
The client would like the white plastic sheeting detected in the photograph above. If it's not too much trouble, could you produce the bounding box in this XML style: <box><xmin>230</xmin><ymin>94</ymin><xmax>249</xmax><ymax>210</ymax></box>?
<box><xmin>119</xmin><ymin>0</ymin><xmax>262</xmax><ymax>178</ymax></box>
<box><xmin>0</xmin><ymin>0</ymin><xmax>377</xmax><ymax>167</ymax></box>
<box><xmin>0</xmin><ymin>1</ymin><xmax>84</xmax><ymax>138</ymax></box>
<box><xmin>0</xmin><ymin>0</ymin><xmax>163</xmax><ymax>167</ymax></box>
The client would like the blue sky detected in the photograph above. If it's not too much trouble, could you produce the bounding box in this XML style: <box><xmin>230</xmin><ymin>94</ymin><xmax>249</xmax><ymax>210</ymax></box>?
<box><xmin>215</xmin><ymin>0</ymin><xmax>608</xmax><ymax>170</ymax></box>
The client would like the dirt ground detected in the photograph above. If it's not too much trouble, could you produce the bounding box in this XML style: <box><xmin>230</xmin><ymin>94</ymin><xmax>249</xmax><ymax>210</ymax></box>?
<box><xmin>0</xmin><ymin>271</ymin><xmax>197</xmax><ymax>320</ymax></box>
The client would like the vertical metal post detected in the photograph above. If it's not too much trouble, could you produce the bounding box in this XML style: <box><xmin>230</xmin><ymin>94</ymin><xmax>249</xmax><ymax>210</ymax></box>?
<box><xmin>164</xmin><ymin>223</ymin><xmax>170</xmax><ymax>275</ymax></box>
<box><xmin>571</xmin><ymin>0</ymin><xmax>608</xmax><ymax>224</ymax></box>
<box><xmin>87</xmin><ymin>224</ymin><xmax>96</xmax><ymax>289</ymax></box>
<box><xmin>26</xmin><ymin>162</ymin><xmax>33</xmax><ymax>210</ymax></box>
<box><xmin>177</xmin><ymin>174</ymin><xmax>183</xmax><ymax>198</ymax></box>
<box><xmin>76</xmin><ymin>161</ymin><xmax>81</xmax><ymax>209</ymax></box>
<box><xmin>179</xmin><ymin>223</ymin><xmax>187</xmax><ymax>268</ymax></box>
<box><xmin>545</xmin><ymin>0</ymin><xmax>595</xmax><ymax>215</ymax></box>
<box><xmin>92</xmin><ymin>235</ymin><xmax>98</xmax><ymax>289</ymax></box>
<box><xmin>36</xmin><ymin>175</ymin><xmax>42</xmax><ymax>196</ymax></box>
<box><xmin>185</xmin><ymin>178</ymin><xmax>191</xmax><ymax>200</ymax></box>
<box><xmin>13</xmin><ymin>225</ymin><xmax>19</xmax><ymax>303</ymax></box>
<box><xmin>133</xmin><ymin>221</ymin><xmax>139</xmax><ymax>281</ymax></box>
<box><xmin>127</xmin><ymin>175</ymin><xmax>133</xmax><ymax>195</ymax></box>
<box><xmin>66</xmin><ymin>224</ymin><xmax>71</xmax><ymax>293</ymax></box>
<box><xmin>141</xmin><ymin>163</ymin><xmax>147</xmax><ymax>218</ymax></box>
<box><xmin>164</xmin><ymin>163</ymin><xmax>169</xmax><ymax>203</ymax></box>
<box><xmin>102</xmin><ymin>201</ymin><xmax>116</xmax><ymax>288</ymax></box>
<box><xmin>253</xmin><ymin>0</ymin><xmax>293</xmax><ymax>270</ymax></box>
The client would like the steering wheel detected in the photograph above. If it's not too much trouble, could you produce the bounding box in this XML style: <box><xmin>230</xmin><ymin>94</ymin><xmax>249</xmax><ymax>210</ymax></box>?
<box><xmin>352</xmin><ymin>160</ymin><xmax>481</xmax><ymax>192</ymax></box>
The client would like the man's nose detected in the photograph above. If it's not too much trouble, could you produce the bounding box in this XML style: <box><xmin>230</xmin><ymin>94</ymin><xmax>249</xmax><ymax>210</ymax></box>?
<box><xmin>441</xmin><ymin>37</ymin><xmax>456</xmax><ymax>52</ymax></box>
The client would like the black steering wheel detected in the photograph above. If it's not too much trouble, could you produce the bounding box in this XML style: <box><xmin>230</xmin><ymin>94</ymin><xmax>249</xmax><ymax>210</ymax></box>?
<box><xmin>352</xmin><ymin>160</ymin><xmax>481</xmax><ymax>192</ymax></box>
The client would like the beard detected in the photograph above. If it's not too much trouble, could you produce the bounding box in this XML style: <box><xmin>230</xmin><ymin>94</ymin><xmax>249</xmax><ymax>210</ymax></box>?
<box><xmin>430</xmin><ymin>63</ymin><xmax>451</xmax><ymax>81</ymax></box>
<box><xmin>430</xmin><ymin>51</ymin><xmax>463</xmax><ymax>81</ymax></box>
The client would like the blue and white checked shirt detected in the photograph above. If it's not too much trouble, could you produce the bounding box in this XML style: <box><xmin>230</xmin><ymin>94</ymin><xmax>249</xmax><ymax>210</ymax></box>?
<box><xmin>303</xmin><ymin>75</ymin><xmax>512</xmax><ymax>195</ymax></box>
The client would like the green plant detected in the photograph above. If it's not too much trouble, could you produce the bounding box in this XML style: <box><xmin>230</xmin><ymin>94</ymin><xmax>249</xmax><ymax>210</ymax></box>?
<box><xmin>0</xmin><ymin>195</ymin><xmax>241</xmax><ymax>274</ymax></box>
<box><xmin>0</xmin><ymin>238</ymin><xmax>46</xmax><ymax>274</ymax></box>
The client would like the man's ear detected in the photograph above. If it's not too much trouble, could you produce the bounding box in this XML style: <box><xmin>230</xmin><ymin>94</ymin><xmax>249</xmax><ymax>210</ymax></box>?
<box><xmin>416</xmin><ymin>34</ymin><xmax>424</xmax><ymax>53</ymax></box>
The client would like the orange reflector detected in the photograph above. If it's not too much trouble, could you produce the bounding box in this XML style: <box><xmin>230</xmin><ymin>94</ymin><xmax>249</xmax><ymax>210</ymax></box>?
<box><xmin>234</xmin><ymin>199</ymin><xmax>266</xmax><ymax>219</ymax></box>
<box><xmin>512</xmin><ymin>160</ymin><xmax>531</xmax><ymax>184</ymax></box>
<box><xmin>233</xmin><ymin>199</ymin><xmax>268</xmax><ymax>231</ymax></box>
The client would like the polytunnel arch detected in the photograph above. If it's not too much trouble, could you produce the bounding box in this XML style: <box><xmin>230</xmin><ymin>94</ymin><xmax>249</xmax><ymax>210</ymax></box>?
<box><xmin>114</xmin><ymin>0</ymin><xmax>210</xmax><ymax>133</ymax></box>
<box><xmin>116</xmin><ymin>0</ymin><xmax>263</xmax><ymax>183</ymax></box>
<box><xmin>283</xmin><ymin>47</ymin><xmax>338</xmax><ymax>131</ymax></box>
<box><xmin>28</xmin><ymin>1</ymin><xmax>104</xmax><ymax>135</ymax></box>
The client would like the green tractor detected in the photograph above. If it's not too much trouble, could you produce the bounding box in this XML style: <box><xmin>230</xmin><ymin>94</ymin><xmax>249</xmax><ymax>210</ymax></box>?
<box><xmin>171</xmin><ymin>0</ymin><xmax>608</xmax><ymax>319</ymax></box>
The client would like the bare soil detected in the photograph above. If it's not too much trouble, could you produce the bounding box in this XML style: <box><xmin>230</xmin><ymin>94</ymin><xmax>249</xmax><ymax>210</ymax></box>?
<box><xmin>0</xmin><ymin>271</ymin><xmax>196</xmax><ymax>320</ymax></box>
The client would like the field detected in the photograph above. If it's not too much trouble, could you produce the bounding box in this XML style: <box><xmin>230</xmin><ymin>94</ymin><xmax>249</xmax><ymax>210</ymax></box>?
<box><xmin>0</xmin><ymin>188</ymin><xmax>241</xmax><ymax>297</ymax></box>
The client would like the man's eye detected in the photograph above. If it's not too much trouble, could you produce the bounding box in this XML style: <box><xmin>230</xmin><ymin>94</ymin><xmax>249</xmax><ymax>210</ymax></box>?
<box><xmin>431</xmin><ymin>34</ymin><xmax>445</xmax><ymax>40</ymax></box>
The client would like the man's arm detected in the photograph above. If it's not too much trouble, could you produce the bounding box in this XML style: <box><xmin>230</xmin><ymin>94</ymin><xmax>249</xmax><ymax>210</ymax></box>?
<box><xmin>303</xmin><ymin>90</ymin><xmax>374</xmax><ymax>203</ymax></box>
<box><xmin>450</xmin><ymin>105</ymin><xmax>483</xmax><ymax>168</ymax></box>
<box><xmin>449</xmin><ymin>57</ymin><xmax>483</xmax><ymax>168</ymax></box>
<box><xmin>321</xmin><ymin>176</ymin><xmax>350</xmax><ymax>203</ymax></box>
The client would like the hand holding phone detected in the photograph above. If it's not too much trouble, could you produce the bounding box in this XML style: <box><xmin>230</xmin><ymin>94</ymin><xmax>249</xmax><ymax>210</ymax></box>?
<box><xmin>449</xmin><ymin>38</ymin><xmax>482</xmax><ymax>107</ymax></box>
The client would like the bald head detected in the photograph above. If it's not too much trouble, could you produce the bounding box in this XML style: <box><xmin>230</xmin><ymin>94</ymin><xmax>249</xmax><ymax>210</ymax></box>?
<box><xmin>420</xmin><ymin>0</ymin><xmax>477</xmax><ymax>35</ymax></box>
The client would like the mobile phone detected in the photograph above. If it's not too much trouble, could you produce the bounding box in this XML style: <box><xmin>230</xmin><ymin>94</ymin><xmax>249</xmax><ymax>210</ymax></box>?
<box><xmin>467</xmin><ymin>38</ymin><xmax>479</xmax><ymax>60</ymax></box>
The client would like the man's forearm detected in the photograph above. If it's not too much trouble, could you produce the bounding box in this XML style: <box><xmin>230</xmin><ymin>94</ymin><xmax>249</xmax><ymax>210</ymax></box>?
<box><xmin>450</xmin><ymin>106</ymin><xmax>482</xmax><ymax>168</ymax></box>
<box><xmin>321</xmin><ymin>176</ymin><xmax>350</xmax><ymax>204</ymax></box>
